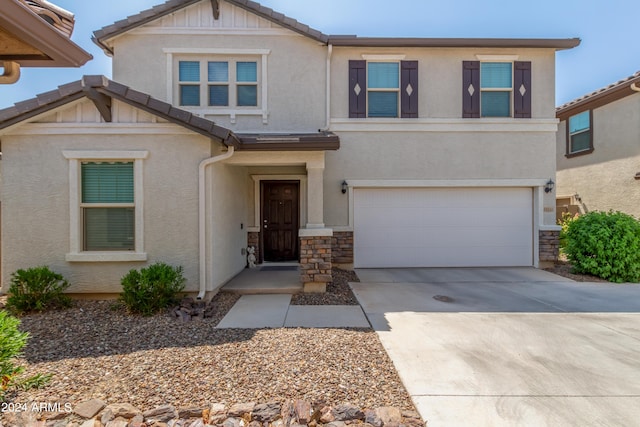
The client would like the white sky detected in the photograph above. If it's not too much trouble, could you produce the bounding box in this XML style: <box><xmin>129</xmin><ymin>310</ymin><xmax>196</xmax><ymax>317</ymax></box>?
<box><xmin>1</xmin><ymin>0</ymin><xmax>638</xmax><ymax>108</ymax></box>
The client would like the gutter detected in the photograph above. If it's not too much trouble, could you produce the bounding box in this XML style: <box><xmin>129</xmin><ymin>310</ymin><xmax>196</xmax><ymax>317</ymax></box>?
<box><xmin>632</xmin><ymin>83</ymin><xmax>640</xmax><ymax>92</ymax></box>
<box><xmin>197</xmin><ymin>145</ymin><xmax>235</xmax><ymax>300</ymax></box>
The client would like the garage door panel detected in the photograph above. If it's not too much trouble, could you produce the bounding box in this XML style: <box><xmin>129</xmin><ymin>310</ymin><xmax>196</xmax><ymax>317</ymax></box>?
<box><xmin>354</xmin><ymin>188</ymin><xmax>533</xmax><ymax>268</ymax></box>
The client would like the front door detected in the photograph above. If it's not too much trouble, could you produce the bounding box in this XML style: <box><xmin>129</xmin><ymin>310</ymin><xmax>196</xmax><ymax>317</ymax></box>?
<box><xmin>262</xmin><ymin>181</ymin><xmax>299</xmax><ymax>262</ymax></box>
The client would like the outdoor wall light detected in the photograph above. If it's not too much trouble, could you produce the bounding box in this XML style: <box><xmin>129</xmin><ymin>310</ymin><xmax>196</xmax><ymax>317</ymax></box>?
<box><xmin>544</xmin><ymin>179</ymin><xmax>555</xmax><ymax>193</ymax></box>
<box><xmin>341</xmin><ymin>180</ymin><xmax>348</xmax><ymax>194</ymax></box>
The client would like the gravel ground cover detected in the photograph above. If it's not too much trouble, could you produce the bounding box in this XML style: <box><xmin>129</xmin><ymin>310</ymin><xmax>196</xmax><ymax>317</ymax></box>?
<box><xmin>291</xmin><ymin>268</ymin><xmax>359</xmax><ymax>305</ymax></box>
<box><xmin>0</xmin><ymin>270</ymin><xmax>414</xmax><ymax>414</ymax></box>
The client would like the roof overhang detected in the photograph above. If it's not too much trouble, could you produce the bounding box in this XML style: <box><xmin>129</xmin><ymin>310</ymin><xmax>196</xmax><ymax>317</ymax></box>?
<box><xmin>557</xmin><ymin>72</ymin><xmax>640</xmax><ymax>120</ymax></box>
<box><xmin>0</xmin><ymin>0</ymin><xmax>92</xmax><ymax>67</ymax></box>
<box><xmin>328</xmin><ymin>36</ymin><xmax>581</xmax><ymax>50</ymax></box>
<box><xmin>235</xmin><ymin>133</ymin><xmax>340</xmax><ymax>151</ymax></box>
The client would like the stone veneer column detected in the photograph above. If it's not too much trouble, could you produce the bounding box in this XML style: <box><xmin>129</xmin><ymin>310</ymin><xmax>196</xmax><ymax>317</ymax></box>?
<box><xmin>539</xmin><ymin>228</ymin><xmax>560</xmax><ymax>268</ymax></box>
<box><xmin>331</xmin><ymin>231</ymin><xmax>354</xmax><ymax>265</ymax></box>
<box><xmin>299</xmin><ymin>229</ymin><xmax>333</xmax><ymax>293</ymax></box>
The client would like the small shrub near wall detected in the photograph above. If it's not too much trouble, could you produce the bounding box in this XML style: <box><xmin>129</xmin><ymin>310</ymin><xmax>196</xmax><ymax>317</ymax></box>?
<box><xmin>564</xmin><ymin>211</ymin><xmax>640</xmax><ymax>283</ymax></box>
<box><xmin>6</xmin><ymin>266</ymin><xmax>71</xmax><ymax>314</ymax></box>
<box><xmin>120</xmin><ymin>262</ymin><xmax>186</xmax><ymax>316</ymax></box>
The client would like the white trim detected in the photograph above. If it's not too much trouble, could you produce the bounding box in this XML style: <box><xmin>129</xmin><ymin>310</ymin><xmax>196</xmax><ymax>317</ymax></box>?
<box><xmin>139</xmin><ymin>28</ymin><xmax>296</xmax><ymax>37</ymax></box>
<box><xmin>330</xmin><ymin>118</ymin><xmax>559</xmax><ymax>133</ymax></box>
<box><xmin>65</xmin><ymin>252</ymin><xmax>148</xmax><ymax>262</ymax></box>
<box><xmin>163</xmin><ymin>48</ymin><xmax>271</xmax><ymax>55</ymax></box>
<box><xmin>475</xmin><ymin>54</ymin><xmax>520</xmax><ymax>61</ymax></box>
<box><xmin>299</xmin><ymin>228</ymin><xmax>333</xmax><ymax>237</ymax></box>
<box><xmin>362</xmin><ymin>54</ymin><xmax>407</xmax><ymax>60</ymax></box>
<box><xmin>63</xmin><ymin>150</ymin><xmax>149</xmax><ymax>160</ymax></box>
<box><xmin>345</xmin><ymin>179</ymin><xmax>548</xmax><ymax>188</ymax></box>
<box><xmin>166</xmin><ymin>52</ymin><xmax>174</xmax><ymax>105</ymax></box>
<box><xmin>251</xmin><ymin>175</ymin><xmax>308</xmax><ymax>229</ymax></box>
<box><xmin>20</xmin><ymin>124</ymin><xmax>198</xmax><ymax>136</ymax></box>
<box><xmin>65</xmin><ymin>151</ymin><xmax>148</xmax><ymax>262</ymax></box>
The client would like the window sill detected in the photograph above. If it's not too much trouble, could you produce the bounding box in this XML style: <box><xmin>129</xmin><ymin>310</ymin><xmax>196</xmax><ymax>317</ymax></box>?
<box><xmin>184</xmin><ymin>107</ymin><xmax>268</xmax><ymax>124</ymax></box>
<box><xmin>565</xmin><ymin>148</ymin><xmax>594</xmax><ymax>158</ymax></box>
<box><xmin>66</xmin><ymin>252</ymin><xmax>148</xmax><ymax>262</ymax></box>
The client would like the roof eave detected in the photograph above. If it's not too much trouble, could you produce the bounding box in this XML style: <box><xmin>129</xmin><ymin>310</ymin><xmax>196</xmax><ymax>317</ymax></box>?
<box><xmin>328</xmin><ymin>37</ymin><xmax>581</xmax><ymax>50</ymax></box>
<box><xmin>0</xmin><ymin>0</ymin><xmax>92</xmax><ymax>67</ymax></box>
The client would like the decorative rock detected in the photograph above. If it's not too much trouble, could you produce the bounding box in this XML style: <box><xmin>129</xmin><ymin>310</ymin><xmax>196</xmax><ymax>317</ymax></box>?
<box><xmin>186</xmin><ymin>420</ymin><xmax>206</xmax><ymax>427</ymax></box>
<box><xmin>79</xmin><ymin>420</ymin><xmax>97</xmax><ymax>427</ymax></box>
<box><xmin>105</xmin><ymin>403</ymin><xmax>142</xmax><ymax>419</ymax></box>
<box><xmin>143</xmin><ymin>405</ymin><xmax>178</xmax><ymax>424</ymax></box>
<box><xmin>178</xmin><ymin>407</ymin><xmax>205</xmax><ymax>419</ymax></box>
<box><xmin>228</xmin><ymin>402</ymin><xmax>255</xmax><ymax>418</ymax></box>
<box><xmin>247</xmin><ymin>421</ymin><xmax>262</xmax><ymax>427</ymax></box>
<box><xmin>326</xmin><ymin>422</ymin><xmax>346</xmax><ymax>427</ymax></box>
<box><xmin>129</xmin><ymin>414</ymin><xmax>146</xmax><ymax>427</ymax></box>
<box><xmin>105</xmin><ymin>419</ymin><xmax>128</xmax><ymax>427</ymax></box>
<box><xmin>331</xmin><ymin>405</ymin><xmax>364</xmax><ymax>422</ymax></box>
<box><xmin>222</xmin><ymin>417</ymin><xmax>245</xmax><ymax>427</ymax></box>
<box><xmin>364</xmin><ymin>410</ymin><xmax>382</xmax><ymax>427</ymax></box>
<box><xmin>75</xmin><ymin>399</ymin><xmax>107</xmax><ymax>419</ymax></box>
<box><xmin>294</xmin><ymin>400</ymin><xmax>312</xmax><ymax>424</ymax></box>
<box><xmin>319</xmin><ymin>407</ymin><xmax>335</xmax><ymax>424</ymax></box>
<box><xmin>252</xmin><ymin>402</ymin><xmax>281</xmax><ymax>422</ymax></box>
<box><xmin>375</xmin><ymin>407</ymin><xmax>402</xmax><ymax>427</ymax></box>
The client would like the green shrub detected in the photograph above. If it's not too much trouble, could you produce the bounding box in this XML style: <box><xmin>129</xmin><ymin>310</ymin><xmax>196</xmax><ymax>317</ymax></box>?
<box><xmin>0</xmin><ymin>311</ymin><xmax>51</xmax><ymax>402</ymax></box>
<box><xmin>120</xmin><ymin>262</ymin><xmax>186</xmax><ymax>316</ymax></box>
<box><xmin>6</xmin><ymin>266</ymin><xmax>71</xmax><ymax>314</ymax></box>
<box><xmin>558</xmin><ymin>211</ymin><xmax>579</xmax><ymax>252</ymax></box>
<box><xmin>564</xmin><ymin>211</ymin><xmax>640</xmax><ymax>283</ymax></box>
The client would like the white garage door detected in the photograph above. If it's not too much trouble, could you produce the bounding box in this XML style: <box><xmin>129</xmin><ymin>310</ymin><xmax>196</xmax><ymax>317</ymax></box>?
<box><xmin>353</xmin><ymin>187</ymin><xmax>533</xmax><ymax>268</ymax></box>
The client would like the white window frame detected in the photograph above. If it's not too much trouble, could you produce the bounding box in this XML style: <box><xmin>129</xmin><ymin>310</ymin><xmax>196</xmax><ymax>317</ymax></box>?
<box><xmin>165</xmin><ymin>48</ymin><xmax>270</xmax><ymax>124</ymax></box>
<box><xmin>479</xmin><ymin>61</ymin><xmax>514</xmax><ymax>118</ymax></box>
<box><xmin>63</xmin><ymin>150</ymin><xmax>148</xmax><ymax>262</ymax></box>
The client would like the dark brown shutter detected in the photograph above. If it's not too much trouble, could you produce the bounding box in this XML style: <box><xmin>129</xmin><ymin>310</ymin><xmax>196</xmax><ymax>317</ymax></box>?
<box><xmin>514</xmin><ymin>61</ymin><xmax>532</xmax><ymax>118</ymax></box>
<box><xmin>462</xmin><ymin>61</ymin><xmax>480</xmax><ymax>118</ymax></box>
<box><xmin>349</xmin><ymin>60</ymin><xmax>366</xmax><ymax>118</ymax></box>
<box><xmin>401</xmin><ymin>60</ymin><xmax>418</xmax><ymax>118</ymax></box>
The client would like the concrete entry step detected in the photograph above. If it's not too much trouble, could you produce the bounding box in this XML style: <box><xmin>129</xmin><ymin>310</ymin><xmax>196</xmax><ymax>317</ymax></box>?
<box><xmin>222</xmin><ymin>263</ymin><xmax>303</xmax><ymax>294</ymax></box>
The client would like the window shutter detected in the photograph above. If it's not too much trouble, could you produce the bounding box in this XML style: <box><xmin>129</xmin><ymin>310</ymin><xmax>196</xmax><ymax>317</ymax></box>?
<box><xmin>349</xmin><ymin>60</ymin><xmax>366</xmax><ymax>118</ymax></box>
<box><xmin>514</xmin><ymin>61</ymin><xmax>532</xmax><ymax>118</ymax></box>
<box><xmin>462</xmin><ymin>61</ymin><xmax>480</xmax><ymax>118</ymax></box>
<box><xmin>401</xmin><ymin>61</ymin><xmax>418</xmax><ymax>118</ymax></box>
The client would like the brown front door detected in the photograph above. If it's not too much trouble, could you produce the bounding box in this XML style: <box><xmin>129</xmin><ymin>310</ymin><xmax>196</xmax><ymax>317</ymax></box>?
<box><xmin>262</xmin><ymin>181</ymin><xmax>299</xmax><ymax>262</ymax></box>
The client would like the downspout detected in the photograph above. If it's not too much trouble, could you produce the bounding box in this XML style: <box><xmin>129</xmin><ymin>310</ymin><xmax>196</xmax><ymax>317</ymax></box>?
<box><xmin>197</xmin><ymin>145</ymin><xmax>235</xmax><ymax>300</ymax></box>
<box><xmin>631</xmin><ymin>83</ymin><xmax>640</xmax><ymax>92</ymax></box>
<box><xmin>324</xmin><ymin>44</ymin><xmax>333</xmax><ymax>130</ymax></box>
<box><xmin>0</xmin><ymin>62</ymin><xmax>20</xmax><ymax>84</ymax></box>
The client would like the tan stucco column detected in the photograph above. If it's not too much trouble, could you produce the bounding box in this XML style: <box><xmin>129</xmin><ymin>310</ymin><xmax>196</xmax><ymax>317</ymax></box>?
<box><xmin>306</xmin><ymin>160</ymin><xmax>325</xmax><ymax>229</ymax></box>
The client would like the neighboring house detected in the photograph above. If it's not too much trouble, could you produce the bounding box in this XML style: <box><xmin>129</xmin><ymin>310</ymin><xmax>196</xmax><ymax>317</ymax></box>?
<box><xmin>0</xmin><ymin>0</ymin><xmax>92</xmax><ymax>83</ymax></box>
<box><xmin>556</xmin><ymin>71</ymin><xmax>640</xmax><ymax>220</ymax></box>
<box><xmin>0</xmin><ymin>0</ymin><xmax>579</xmax><ymax>296</ymax></box>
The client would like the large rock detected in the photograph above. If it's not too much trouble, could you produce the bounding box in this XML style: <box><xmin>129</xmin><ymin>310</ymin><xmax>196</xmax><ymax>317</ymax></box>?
<box><xmin>364</xmin><ymin>409</ymin><xmax>383</xmax><ymax>427</ymax></box>
<box><xmin>294</xmin><ymin>400</ymin><xmax>312</xmax><ymax>424</ymax></box>
<box><xmin>331</xmin><ymin>404</ymin><xmax>365</xmax><ymax>421</ymax></box>
<box><xmin>74</xmin><ymin>399</ymin><xmax>107</xmax><ymax>419</ymax></box>
<box><xmin>228</xmin><ymin>402</ymin><xmax>255</xmax><ymax>418</ymax></box>
<box><xmin>252</xmin><ymin>402</ymin><xmax>281</xmax><ymax>422</ymax></box>
<box><xmin>222</xmin><ymin>417</ymin><xmax>245</xmax><ymax>427</ymax></box>
<box><xmin>375</xmin><ymin>407</ymin><xmax>402</xmax><ymax>427</ymax></box>
<box><xmin>179</xmin><ymin>407</ymin><xmax>206</xmax><ymax>419</ymax></box>
<box><xmin>143</xmin><ymin>404</ymin><xmax>178</xmax><ymax>423</ymax></box>
<box><xmin>104</xmin><ymin>403</ymin><xmax>142</xmax><ymax>419</ymax></box>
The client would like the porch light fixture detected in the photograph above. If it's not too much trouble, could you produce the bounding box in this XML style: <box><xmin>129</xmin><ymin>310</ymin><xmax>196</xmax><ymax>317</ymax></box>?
<box><xmin>544</xmin><ymin>179</ymin><xmax>555</xmax><ymax>193</ymax></box>
<box><xmin>341</xmin><ymin>180</ymin><xmax>348</xmax><ymax>194</ymax></box>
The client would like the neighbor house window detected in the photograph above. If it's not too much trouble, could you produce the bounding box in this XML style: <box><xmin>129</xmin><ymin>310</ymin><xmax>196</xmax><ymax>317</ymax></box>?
<box><xmin>480</xmin><ymin>62</ymin><xmax>512</xmax><ymax>117</ymax></box>
<box><xmin>81</xmin><ymin>162</ymin><xmax>134</xmax><ymax>251</ymax></box>
<box><xmin>567</xmin><ymin>110</ymin><xmax>593</xmax><ymax>156</ymax></box>
<box><xmin>63</xmin><ymin>150</ymin><xmax>148</xmax><ymax>262</ymax></box>
<box><xmin>178</xmin><ymin>60</ymin><xmax>259</xmax><ymax>108</ymax></box>
<box><xmin>349</xmin><ymin>60</ymin><xmax>418</xmax><ymax>118</ymax></box>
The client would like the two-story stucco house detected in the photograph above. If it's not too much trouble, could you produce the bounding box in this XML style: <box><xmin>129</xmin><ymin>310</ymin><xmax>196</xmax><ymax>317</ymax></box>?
<box><xmin>0</xmin><ymin>0</ymin><xmax>579</xmax><ymax>297</ymax></box>
<box><xmin>556</xmin><ymin>71</ymin><xmax>640</xmax><ymax>220</ymax></box>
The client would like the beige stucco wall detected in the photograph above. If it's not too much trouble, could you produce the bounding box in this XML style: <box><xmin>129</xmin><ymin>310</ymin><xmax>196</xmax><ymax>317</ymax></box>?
<box><xmin>0</xmin><ymin>112</ymin><xmax>228</xmax><ymax>294</ymax></box>
<box><xmin>109</xmin><ymin>1</ymin><xmax>327</xmax><ymax>133</ymax></box>
<box><xmin>556</xmin><ymin>93</ymin><xmax>640</xmax><ymax>218</ymax></box>
<box><xmin>330</xmin><ymin>47</ymin><xmax>557</xmax><ymax>119</ymax></box>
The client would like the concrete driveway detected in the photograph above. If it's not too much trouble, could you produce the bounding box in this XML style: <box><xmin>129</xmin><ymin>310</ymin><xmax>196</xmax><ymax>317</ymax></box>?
<box><xmin>350</xmin><ymin>268</ymin><xmax>640</xmax><ymax>427</ymax></box>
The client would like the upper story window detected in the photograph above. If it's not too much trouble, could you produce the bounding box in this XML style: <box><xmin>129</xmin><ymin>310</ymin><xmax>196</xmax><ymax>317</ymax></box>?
<box><xmin>178</xmin><ymin>60</ymin><xmax>259</xmax><ymax>108</ymax></box>
<box><xmin>480</xmin><ymin>62</ymin><xmax>512</xmax><ymax>117</ymax></box>
<box><xmin>463</xmin><ymin>60</ymin><xmax>531</xmax><ymax>118</ymax></box>
<box><xmin>349</xmin><ymin>59</ymin><xmax>418</xmax><ymax>118</ymax></box>
<box><xmin>566</xmin><ymin>110</ymin><xmax>593</xmax><ymax>156</ymax></box>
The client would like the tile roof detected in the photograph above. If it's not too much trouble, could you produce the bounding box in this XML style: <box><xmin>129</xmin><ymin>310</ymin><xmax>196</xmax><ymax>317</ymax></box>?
<box><xmin>0</xmin><ymin>75</ymin><xmax>240</xmax><ymax>146</ymax></box>
<box><xmin>557</xmin><ymin>71</ymin><xmax>640</xmax><ymax>120</ymax></box>
<box><xmin>92</xmin><ymin>0</ymin><xmax>329</xmax><ymax>54</ymax></box>
<box><xmin>0</xmin><ymin>76</ymin><xmax>340</xmax><ymax>151</ymax></box>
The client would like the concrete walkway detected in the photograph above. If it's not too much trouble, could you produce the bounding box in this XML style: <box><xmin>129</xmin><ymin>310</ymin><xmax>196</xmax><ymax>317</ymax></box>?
<box><xmin>216</xmin><ymin>294</ymin><xmax>370</xmax><ymax>328</ymax></box>
<box><xmin>351</xmin><ymin>267</ymin><xmax>640</xmax><ymax>427</ymax></box>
